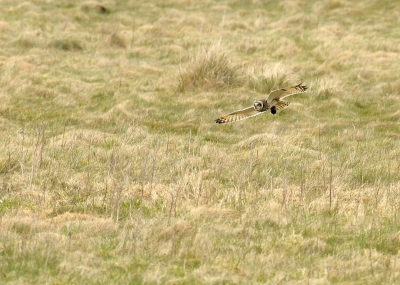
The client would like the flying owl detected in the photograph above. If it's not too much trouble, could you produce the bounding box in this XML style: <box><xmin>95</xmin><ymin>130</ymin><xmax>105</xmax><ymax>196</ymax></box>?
<box><xmin>215</xmin><ymin>83</ymin><xmax>307</xmax><ymax>124</ymax></box>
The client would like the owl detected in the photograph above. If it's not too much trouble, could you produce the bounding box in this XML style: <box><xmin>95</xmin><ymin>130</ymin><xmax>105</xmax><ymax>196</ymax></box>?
<box><xmin>215</xmin><ymin>83</ymin><xmax>307</xmax><ymax>124</ymax></box>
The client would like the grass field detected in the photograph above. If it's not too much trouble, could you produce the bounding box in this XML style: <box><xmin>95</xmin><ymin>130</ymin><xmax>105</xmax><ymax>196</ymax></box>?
<box><xmin>1</xmin><ymin>0</ymin><xmax>400</xmax><ymax>284</ymax></box>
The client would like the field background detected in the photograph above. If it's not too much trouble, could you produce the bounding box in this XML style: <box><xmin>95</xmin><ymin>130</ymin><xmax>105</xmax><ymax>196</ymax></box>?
<box><xmin>1</xmin><ymin>0</ymin><xmax>400</xmax><ymax>284</ymax></box>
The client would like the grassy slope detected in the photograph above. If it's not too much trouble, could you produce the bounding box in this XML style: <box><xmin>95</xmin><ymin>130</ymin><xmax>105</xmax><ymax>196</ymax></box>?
<box><xmin>1</xmin><ymin>0</ymin><xmax>400</xmax><ymax>284</ymax></box>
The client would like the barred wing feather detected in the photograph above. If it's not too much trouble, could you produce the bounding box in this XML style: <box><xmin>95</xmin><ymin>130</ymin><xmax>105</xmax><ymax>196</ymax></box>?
<box><xmin>215</xmin><ymin>106</ymin><xmax>263</xmax><ymax>124</ymax></box>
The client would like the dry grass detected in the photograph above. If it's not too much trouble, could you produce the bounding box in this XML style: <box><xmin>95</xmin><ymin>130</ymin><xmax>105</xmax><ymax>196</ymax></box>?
<box><xmin>1</xmin><ymin>0</ymin><xmax>400</xmax><ymax>284</ymax></box>
<box><xmin>247</xmin><ymin>62</ymin><xmax>300</xmax><ymax>93</ymax></box>
<box><xmin>177</xmin><ymin>43</ymin><xmax>241</xmax><ymax>92</ymax></box>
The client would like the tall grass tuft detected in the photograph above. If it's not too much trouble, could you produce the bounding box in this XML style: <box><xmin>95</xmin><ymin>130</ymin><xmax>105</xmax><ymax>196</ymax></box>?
<box><xmin>177</xmin><ymin>43</ymin><xmax>240</xmax><ymax>92</ymax></box>
<box><xmin>247</xmin><ymin>62</ymin><xmax>297</xmax><ymax>93</ymax></box>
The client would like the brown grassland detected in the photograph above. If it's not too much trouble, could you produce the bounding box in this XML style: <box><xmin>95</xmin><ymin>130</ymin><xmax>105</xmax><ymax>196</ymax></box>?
<box><xmin>1</xmin><ymin>0</ymin><xmax>400</xmax><ymax>284</ymax></box>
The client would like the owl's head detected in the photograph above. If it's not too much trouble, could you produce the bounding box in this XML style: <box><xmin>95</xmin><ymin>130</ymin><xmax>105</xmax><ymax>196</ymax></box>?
<box><xmin>253</xmin><ymin>100</ymin><xmax>264</xmax><ymax>111</ymax></box>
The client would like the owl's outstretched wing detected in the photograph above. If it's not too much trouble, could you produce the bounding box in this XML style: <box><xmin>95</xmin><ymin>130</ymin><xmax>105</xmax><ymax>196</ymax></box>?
<box><xmin>267</xmin><ymin>83</ymin><xmax>307</xmax><ymax>104</ymax></box>
<box><xmin>270</xmin><ymin>100</ymin><xmax>291</xmax><ymax>114</ymax></box>
<box><xmin>215</xmin><ymin>106</ymin><xmax>264</xmax><ymax>124</ymax></box>
<box><xmin>275</xmin><ymin>100</ymin><xmax>290</xmax><ymax>111</ymax></box>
